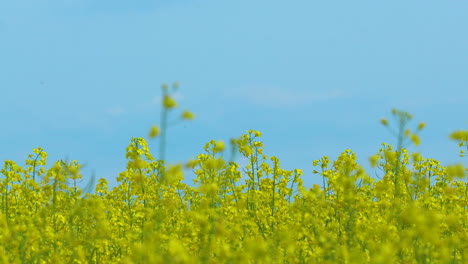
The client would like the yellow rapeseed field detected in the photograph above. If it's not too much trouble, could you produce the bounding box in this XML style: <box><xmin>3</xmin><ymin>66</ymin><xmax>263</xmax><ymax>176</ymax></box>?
<box><xmin>1</xmin><ymin>83</ymin><xmax>467</xmax><ymax>263</ymax></box>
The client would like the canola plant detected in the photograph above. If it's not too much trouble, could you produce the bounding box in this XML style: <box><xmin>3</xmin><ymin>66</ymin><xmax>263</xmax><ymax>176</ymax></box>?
<box><xmin>1</xmin><ymin>83</ymin><xmax>467</xmax><ymax>263</ymax></box>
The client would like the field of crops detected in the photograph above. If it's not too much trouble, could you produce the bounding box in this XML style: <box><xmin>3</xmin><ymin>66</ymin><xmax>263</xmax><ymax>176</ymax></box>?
<box><xmin>1</xmin><ymin>85</ymin><xmax>467</xmax><ymax>263</ymax></box>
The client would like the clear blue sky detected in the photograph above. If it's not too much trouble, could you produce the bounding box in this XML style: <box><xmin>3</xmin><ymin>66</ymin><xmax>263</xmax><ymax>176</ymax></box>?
<box><xmin>1</xmin><ymin>0</ymin><xmax>467</xmax><ymax>189</ymax></box>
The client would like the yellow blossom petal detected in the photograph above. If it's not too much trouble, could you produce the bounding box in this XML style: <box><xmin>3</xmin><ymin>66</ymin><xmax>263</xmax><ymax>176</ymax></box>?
<box><xmin>149</xmin><ymin>125</ymin><xmax>160</xmax><ymax>138</ymax></box>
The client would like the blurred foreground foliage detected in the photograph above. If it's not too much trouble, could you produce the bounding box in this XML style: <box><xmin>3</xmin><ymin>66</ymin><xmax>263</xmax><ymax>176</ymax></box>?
<box><xmin>1</xmin><ymin>126</ymin><xmax>467</xmax><ymax>263</ymax></box>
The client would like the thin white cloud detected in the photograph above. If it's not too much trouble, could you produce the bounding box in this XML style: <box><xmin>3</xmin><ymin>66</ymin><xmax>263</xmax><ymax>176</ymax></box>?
<box><xmin>396</xmin><ymin>96</ymin><xmax>466</xmax><ymax>109</ymax></box>
<box><xmin>107</xmin><ymin>107</ymin><xmax>126</xmax><ymax>116</ymax></box>
<box><xmin>151</xmin><ymin>96</ymin><xmax>161</xmax><ymax>105</ymax></box>
<box><xmin>225</xmin><ymin>85</ymin><xmax>346</xmax><ymax>108</ymax></box>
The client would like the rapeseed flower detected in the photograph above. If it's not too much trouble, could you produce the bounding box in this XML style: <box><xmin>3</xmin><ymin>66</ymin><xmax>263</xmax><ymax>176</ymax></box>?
<box><xmin>449</xmin><ymin>130</ymin><xmax>468</xmax><ymax>141</ymax></box>
<box><xmin>410</xmin><ymin>133</ymin><xmax>420</xmax><ymax>146</ymax></box>
<box><xmin>213</xmin><ymin>140</ymin><xmax>225</xmax><ymax>153</ymax></box>
<box><xmin>417</xmin><ymin>122</ymin><xmax>425</xmax><ymax>130</ymax></box>
<box><xmin>149</xmin><ymin>125</ymin><xmax>160</xmax><ymax>138</ymax></box>
<box><xmin>2</xmin><ymin>87</ymin><xmax>467</xmax><ymax>264</ymax></box>
<box><xmin>181</xmin><ymin>110</ymin><xmax>195</xmax><ymax>120</ymax></box>
<box><xmin>163</xmin><ymin>95</ymin><xmax>177</xmax><ymax>109</ymax></box>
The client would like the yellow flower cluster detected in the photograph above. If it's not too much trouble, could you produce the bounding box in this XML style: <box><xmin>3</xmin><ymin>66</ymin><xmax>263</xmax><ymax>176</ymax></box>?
<box><xmin>2</xmin><ymin>87</ymin><xmax>467</xmax><ymax>263</ymax></box>
<box><xmin>450</xmin><ymin>130</ymin><xmax>468</xmax><ymax>157</ymax></box>
<box><xmin>1</xmin><ymin>126</ymin><xmax>467</xmax><ymax>263</ymax></box>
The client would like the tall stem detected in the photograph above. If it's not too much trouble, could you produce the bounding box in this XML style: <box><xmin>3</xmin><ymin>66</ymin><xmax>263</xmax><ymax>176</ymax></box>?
<box><xmin>159</xmin><ymin>91</ymin><xmax>168</xmax><ymax>179</ymax></box>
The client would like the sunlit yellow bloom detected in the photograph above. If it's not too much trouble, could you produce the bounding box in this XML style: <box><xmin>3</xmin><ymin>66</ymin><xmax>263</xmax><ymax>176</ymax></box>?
<box><xmin>253</xmin><ymin>141</ymin><xmax>262</xmax><ymax>147</ymax></box>
<box><xmin>199</xmin><ymin>183</ymin><xmax>219</xmax><ymax>195</ymax></box>
<box><xmin>149</xmin><ymin>125</ymin><xmax>160</xmax><ymax>138</ymax></box>
<box><xmin>410</xmin><ymin>134</ymin><xmax>420</xmax><ymax>146</ymax></box>
<box><xmin>181</xmin><ymin>110</ymin><xmax>194</xmax><ymax>120</ymax></box>
<box><xmin>240</xmin><ymin>146</ymin><xmax>253</xmax><ymax>157</ymax></box>
<box><xmin>213</xmin><ymin>140</ymin><xmax>225</xmax><ymax>153</ymax></box>
<box><xmin>163</xmin><ymin>95</ymin><xmax>177</xmax><ymax>109</ymax></box>
<box><xmin>369</xmin><ymin>155</ymin><xmax>379</xmax><ymax>167</ymax></box>
<box><xmin>185</xmin><ymin>159</ymin><xmax>198</xmax><ymax>169</ymax></box>
<box><xmin>449</xmin><ymin>130</ymin><xmax>468</xmax><ymax>141</ymax></box>
<box><xmin>446</xmin><ymin>164</ymin><xmax>466</xmax><ymax>180</ymax></box>
<box><xmin>417</xmin><ymin>122</ymin><xmax>425</xmax><ymax>130</ymax></box>
<box><xmin>412</xmin><ymin>152</ymin><xmax>422</xmax><ymax>163</ymax></box>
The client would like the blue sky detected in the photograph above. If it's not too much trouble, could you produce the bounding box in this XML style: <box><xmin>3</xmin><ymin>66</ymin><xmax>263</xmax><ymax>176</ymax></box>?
<box><xmin>1</xmin><ymin>0</ymin><xmax>467</xmax><ymax>189</ymax></box>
